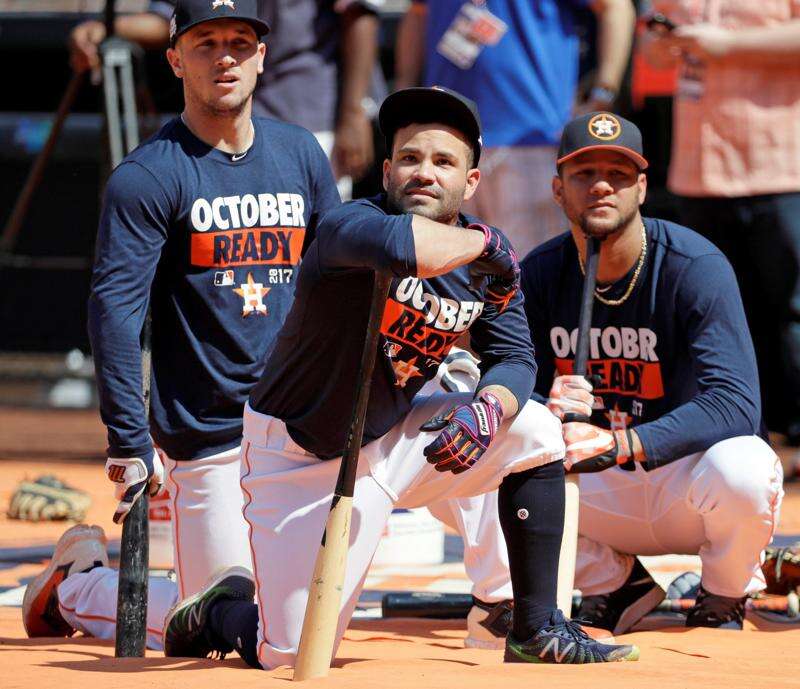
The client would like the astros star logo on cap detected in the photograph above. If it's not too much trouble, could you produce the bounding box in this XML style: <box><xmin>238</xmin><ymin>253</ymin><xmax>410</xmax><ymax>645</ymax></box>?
<box><xmin>588</xmin><ymin>113</ymin><xmax>621</xmax><ymax>141</ymax></box>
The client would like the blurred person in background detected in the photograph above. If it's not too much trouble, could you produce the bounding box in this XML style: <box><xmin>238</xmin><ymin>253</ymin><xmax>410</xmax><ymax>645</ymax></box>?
<box><xmin>68</xmin><ymin>0</ymin><xmax>383</xmax><ymax>199</ymax></box>
<box><xmin>643</xmin><ymin>2</ymin><xmax>800</xmax><ymax>475</ymax></box>
<box><xmin>394</xmin><ymin>0</ymin><xmax>635</xmax><ymax>257</ymax></box>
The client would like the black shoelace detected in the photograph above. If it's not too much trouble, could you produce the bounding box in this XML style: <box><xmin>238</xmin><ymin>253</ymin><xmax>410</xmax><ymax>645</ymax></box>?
<box><xmin>541</xmin><ymin>613</ymin><xmax>591</xmax><ymax>643</ymax></box>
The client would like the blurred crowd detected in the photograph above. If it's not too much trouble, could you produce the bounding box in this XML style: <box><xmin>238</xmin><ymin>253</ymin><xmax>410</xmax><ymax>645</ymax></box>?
<box><xmin>64</xmin><ymin>0</ymin><xmax>800</xmax><ymax>467</ymax></box>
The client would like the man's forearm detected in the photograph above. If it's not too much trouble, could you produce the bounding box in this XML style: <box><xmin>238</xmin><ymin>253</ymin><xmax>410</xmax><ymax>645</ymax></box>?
<box><xmin>724</xmin><ymin>20</ymin><xmax>800</xmax><ymax>62</ymax></box>
<box><xmin>394</xmin><ymin>4</ymin><xmax>427</xmax><ymax>89</ymax></box>
<box><xmin>591</xmin><ymin>0</ymin><xmax>635</xmax><ymax>93</ymax></box>
<box><xmin>339</xmin><ymin>8</ymin><xmax>379</xmax><ymax>118</ymax></box>
<box><xmin>89</xmin><ymin>13</ymin><xmax>169</xmax><ymax>47</ymax></box>
<box><xmin>411</xmin><ymin>215</ymin><xmax>484</xmax><ymax>278</ymax></box>
<box><xmin>118</xmin><ymin>13</ymin><xmax>169</xmax><ymax>46</ymax></box>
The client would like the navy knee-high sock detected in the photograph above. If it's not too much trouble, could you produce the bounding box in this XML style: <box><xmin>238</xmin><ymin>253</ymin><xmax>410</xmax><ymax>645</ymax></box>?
<box><xmin>209</xmin><ymin>599</ymin><xmax>261</xmax><ymax>668</ymax></box>
<box><xmin>498</xmin><ymin>459</ymin><xmax>565</xmax><ymax>639</ymax></box>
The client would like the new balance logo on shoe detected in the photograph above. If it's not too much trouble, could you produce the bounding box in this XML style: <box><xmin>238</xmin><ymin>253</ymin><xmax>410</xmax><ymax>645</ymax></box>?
<box><xmin>540</xmin><ymin>637</ymin><xmax>575</xmax><ymax>663</ymax></box>
<box><xmin>188</xmin><ymin>602</ymin><xmax>205</xmax><ymax>630</ymax></box>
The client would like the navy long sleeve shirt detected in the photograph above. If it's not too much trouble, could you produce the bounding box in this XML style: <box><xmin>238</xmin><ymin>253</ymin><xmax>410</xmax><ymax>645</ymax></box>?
<box><xmin>249</xmin><ymin>194</ymin><xmax>537</xmax><ymax>458</ymax></box>
<box><xmin>88</xmin><ymin>116</ymin><xmax>340</xmax><ymax>460</ymax></box>
<box><xmin>520</xmin><ymin>217</ymin><xmax>763</xmax><ymax>470</ymax></box>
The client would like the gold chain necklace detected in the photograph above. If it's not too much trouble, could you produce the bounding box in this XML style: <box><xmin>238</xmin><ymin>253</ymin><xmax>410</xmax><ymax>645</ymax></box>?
<box><xmin>578</xmin><ymin>224</ymin><xmax>647</xmax><ymax>307</ymax></box>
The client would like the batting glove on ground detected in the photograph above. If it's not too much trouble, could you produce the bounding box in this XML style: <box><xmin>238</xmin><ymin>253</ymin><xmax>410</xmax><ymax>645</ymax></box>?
<box><xmin>420</xmin><ymin>392</ymin><xmax>504</xmax><ymax>474</ymax></box>
<box><xmin>563</xmin><ymin>422</ymin><xmax>636</xmax><ymax>474</ymax></box>
<box><xmin>547</xmin><ymin>375</ymin><xmax>595</xmax><ymax>421</ymax></box>
<box><xmin>468</xmin><ymin>223</ymin><xmax>520</xmax><ymax>311</ymax></box>
<box><xmin>105</xmin><ymin>450</ymin><xmax>164</xmax><ymax>523</ymax></box>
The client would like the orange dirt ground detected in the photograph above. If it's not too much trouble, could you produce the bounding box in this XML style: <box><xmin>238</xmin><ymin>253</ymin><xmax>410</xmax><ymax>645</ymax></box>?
<box><xmin>1</xmin><ymin>408</ymin><xmax>799</xmax><ymax>688</ymax></box>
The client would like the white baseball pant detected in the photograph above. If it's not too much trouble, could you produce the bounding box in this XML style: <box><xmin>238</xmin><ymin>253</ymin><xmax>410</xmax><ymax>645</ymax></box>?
<box><xmin>52</xmin><ymin>354</ymin><xmax>492</xmax><ymax>648</ymax></box>
<box><xmin>56</xmin><ymin>445</ymin><xmax>252</xmax><ymax>650</ymax></box>
<box><xmin>240</xmin><ymin>395</ymin><xmax>564</xmax><ymax>669</ymax></box>
<box><xmin>576</xmin><ymin>435</ymin><xmax>784</xmax><ymax>598</ymax></box>
<box><xmin>438</xmin><ymin>435</ymin><xmax>784</xmax><ymax>603</ymax></box>
<box><xmin>418</xmin><ymin>353</ymin><xmax>513</xmax><ymax>603</ymax></box>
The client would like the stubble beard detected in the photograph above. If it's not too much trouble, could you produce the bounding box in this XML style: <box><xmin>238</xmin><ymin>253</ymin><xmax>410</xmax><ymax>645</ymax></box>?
<box><xmin>385</xmin><ymin>180</ymin><xmax>464</xmax><ymax>225</ymax></box>
<box><xmin>577</xmin><ymin>202</ymin><xmax>639</xmax><ymax>240</ymax></box>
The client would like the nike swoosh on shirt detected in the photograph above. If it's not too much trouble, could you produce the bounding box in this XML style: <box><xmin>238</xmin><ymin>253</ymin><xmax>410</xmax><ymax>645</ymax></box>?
<box><xmin>231</xmin><ymin>152</ymin><xmax>247</xmax><ymax>161</ymax></box>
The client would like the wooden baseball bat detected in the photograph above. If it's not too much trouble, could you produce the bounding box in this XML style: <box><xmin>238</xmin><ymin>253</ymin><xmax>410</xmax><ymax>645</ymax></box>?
<box><xmin>557</xmin><ymin>235</ymin><xmax>601</xmax><ymax>616</ymax></box>
<box><xmin>114</xmin><ymin>309</ymin><xmax>151</xmax><ymax>657</ymax></box>
<box><xmin>0</xmin><ymin>71</ymin><xmax>84</xmax><ymax>254</ymax></box>
<box><xmin>380</xmin><ymin>590</ymin><xmax>800</xmax><ymax>617</ymax></box>
<box><xmin>293</xmin><ymin>272</ymin><xmax>393</xmax><ymax>681</ymax></box>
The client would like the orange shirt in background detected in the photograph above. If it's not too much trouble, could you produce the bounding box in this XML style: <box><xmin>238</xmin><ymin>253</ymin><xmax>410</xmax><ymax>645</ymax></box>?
<box><xmin>654</xmin><ymin>0</ymin><xmax>800</xmax><ymax>197</ymax></box>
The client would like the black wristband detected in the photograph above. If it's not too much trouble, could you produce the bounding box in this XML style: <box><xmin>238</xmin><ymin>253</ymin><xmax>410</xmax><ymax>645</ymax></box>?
<box><xmin>625</xmin><ymin>428</ymin><xmax>635</xmax><ymax>458</ymax></box>
<box><xmin>620</xmin><ymin>428</ymin><xmax>637</xmax><ymax>472</ymax></box>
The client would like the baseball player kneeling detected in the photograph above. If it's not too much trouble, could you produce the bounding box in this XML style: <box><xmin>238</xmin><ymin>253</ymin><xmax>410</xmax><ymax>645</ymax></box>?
<box><xmin>161</xmin><ymin>87</ymin><xmax>641</xmax><ymax>667</ymax></box>
<box><xmin>22</xmin><ymin>0</ymin><xmax>340</xmax><ymax>649</ymax></box>
<box><xmin>521</xmin><ymin>112</ymin><xmax>784</xmax><ymax>633</ymax></box>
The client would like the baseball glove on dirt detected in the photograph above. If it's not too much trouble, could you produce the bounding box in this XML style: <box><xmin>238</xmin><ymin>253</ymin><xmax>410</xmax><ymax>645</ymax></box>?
<box><xmin>762</xmin><ymin>542</ymin><xmax>800</xmax><ymax>595</ymax></box>
<box><xmin>7</xmin><ymin>475</ymin><xmax>91</xmax><ymax>522</ymax></box>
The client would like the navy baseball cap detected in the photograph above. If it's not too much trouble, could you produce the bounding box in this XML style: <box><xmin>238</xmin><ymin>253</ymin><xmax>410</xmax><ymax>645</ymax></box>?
<box><xmin>169</xmin><ymin>0</ymin><xmax>270</xmax><ymax>46</ymax></box>
<box><xmin>379</xmin><ymin>86</ymin><xmax>483</xmax><ymax>165</ymax></box>
<box><xmin>557</xmin><ymin>112</ymin><xmax>648</xmax><ymax>170</ymax></box>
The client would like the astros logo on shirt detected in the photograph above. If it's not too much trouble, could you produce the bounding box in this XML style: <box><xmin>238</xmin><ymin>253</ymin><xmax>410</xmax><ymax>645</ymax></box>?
<box><xmin>233</xmin><ymin>273</ymin><xmax>270</xmax><ymax>317</ymax></box>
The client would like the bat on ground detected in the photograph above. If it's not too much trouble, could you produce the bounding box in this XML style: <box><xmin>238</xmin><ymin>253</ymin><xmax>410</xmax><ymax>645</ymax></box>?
<box><xmin>380</xmin><ymin>590</ymin><xmax>800</xmax><ymax>620</ymax></box>
<box><xmin>557</xmin><ymin>235</ymin><xmax>601</xmax><ymax>615</ymax></box>
<box><xmin>293</xmin><ymin>272</ymin><xmax>393</xmax><ymax>681</ymax></box>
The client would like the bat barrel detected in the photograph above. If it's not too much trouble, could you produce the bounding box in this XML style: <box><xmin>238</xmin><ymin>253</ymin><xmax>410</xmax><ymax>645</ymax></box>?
<box><xmin>114</xmin><ymin>312</ymin><xmax>152</xmax><ymax>656</ymax></box>
<box><xmin>294</xmin><ymin>271</ymin><xmax>392</xmax><ymax>681</ymax></box>
<box><xmin>558</xmin><ymin>235</ymin><xmax>600</xmax><ymax>615</ymax></box>
<box><xmin>114</xmin><ymin>492</ymin><xmax>149</xmax><ymax>656</ymax></box>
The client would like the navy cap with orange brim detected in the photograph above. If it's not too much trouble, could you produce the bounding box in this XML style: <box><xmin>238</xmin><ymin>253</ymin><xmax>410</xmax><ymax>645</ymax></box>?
<box><xmin>557</xmin><ymin>112</ymin><xmax>648</xmax><ymax>170</ymax></box>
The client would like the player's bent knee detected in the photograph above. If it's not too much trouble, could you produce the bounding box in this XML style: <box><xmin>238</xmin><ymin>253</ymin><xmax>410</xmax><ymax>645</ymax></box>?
<box><xmin>502</xmin><ymin>400</ymin><xmax>565</xmax><ymax>467</ymax></box>
<box><xmin>696</xmin><ymin>436</ymin><xmax>782</xmax><ymax>511</ymax></box>
<box><xmin>510</xmin><ymin>400</ymin><xmax>562</xmax><ymax>437</ymax></box>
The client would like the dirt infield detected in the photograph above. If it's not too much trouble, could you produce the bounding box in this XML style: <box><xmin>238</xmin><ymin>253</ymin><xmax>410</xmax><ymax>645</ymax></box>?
<box><xmin>2</xmin><ymin>406</ymin><xmax>800</xmax><ymax>687</ymax></box>
<box><xmin>2</xmin><ymin>609</ymin><xmax>799</xmax><ymax>689</ymax></box>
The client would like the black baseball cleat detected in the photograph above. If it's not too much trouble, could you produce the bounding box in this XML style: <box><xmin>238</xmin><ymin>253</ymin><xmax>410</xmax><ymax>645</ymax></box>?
<box><xmin>465</xmin><ymin>597</ymin><xmax>513</xmax><ymax>649</ymax></box>
<box><xmin>685</xmin><ymin>586</ymin><xmax>746</xmax><ymax>630</ymax></box>
<box><xmin>504</xmin><ymin>610</ymin><xmax>640</xmax><ymax>664</ymax></box>
<box><xmin>163</xmin><ymin>565</ymin><xmax>255</xmax><ymax>658</ymax></box>
<box><xmin>576</xmin><ymin>557</ymin><xmax>665</xmax><ymax>635</ymax></box>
